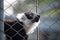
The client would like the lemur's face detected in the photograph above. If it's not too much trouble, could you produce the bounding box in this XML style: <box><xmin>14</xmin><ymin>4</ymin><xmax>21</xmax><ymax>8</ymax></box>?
<box><xmin>17</xmin><ymin>12</ymin><xmax>40</xmax><ymax>24</ymax></box>
<box><xmin>25</xmin><ymin>12</ymin><xmax>40</xmax><ymax>23</ymax></box>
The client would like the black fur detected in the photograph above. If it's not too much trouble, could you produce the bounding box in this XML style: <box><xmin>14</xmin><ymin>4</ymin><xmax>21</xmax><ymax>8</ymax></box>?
<box><xmin>4</xmin><ymin>19</ymin><xmax>28</xmax><ymax>40</ymax></box>
<box><xmin>33</xmin><ymin>15</ymin><xmax>40</xmax><ymax>22</ymax></box>
<box><xmin>25</xmin><ymin>12</ymin><xmax>34</xmax><ymax>19</ymax></box>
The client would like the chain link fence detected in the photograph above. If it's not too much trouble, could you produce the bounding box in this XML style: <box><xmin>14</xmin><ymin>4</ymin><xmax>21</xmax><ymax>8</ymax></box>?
<box><xmin>38</xmin><ymin>0</ymin><xmax>60</xmax><ymax>40</ymax></box>
<box><xmin>3</xmin><ymin>0</ymin><xmax>60</xmax><ymax>40</ymax></box>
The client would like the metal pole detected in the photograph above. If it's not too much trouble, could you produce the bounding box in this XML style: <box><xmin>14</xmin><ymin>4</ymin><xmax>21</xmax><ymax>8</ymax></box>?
<box><xmin>0</xmin><ymin>0</ymin><xmax>5</xmax><ymax>40</ymax></box>
<box><xmin>36</xmin><ymin>0</ymin><xmax>39</xmax><ymax>40</ymax></box>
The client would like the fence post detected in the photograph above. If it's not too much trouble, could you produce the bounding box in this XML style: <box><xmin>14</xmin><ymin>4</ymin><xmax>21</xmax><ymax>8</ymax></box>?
<box><xmin>0</xmin><ymin>0</ymin><xmax>5</xmax><ymax>40</ymax></box>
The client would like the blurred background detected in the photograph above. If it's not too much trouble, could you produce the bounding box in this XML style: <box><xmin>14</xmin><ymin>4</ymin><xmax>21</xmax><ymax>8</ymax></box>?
<box><xmin>4</xmin><ymin>0</ymin><xmax>60</xmax><ymax>40</ymax></box>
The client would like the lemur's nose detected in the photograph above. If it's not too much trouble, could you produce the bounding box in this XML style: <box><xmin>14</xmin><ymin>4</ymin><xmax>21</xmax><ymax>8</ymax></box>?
<box><xmin>35</xmin><ymin>15</ymin><xmax>40</xmax><ymax>22</ymax></box>
<box><xmin>32</xmin><ymin>15</ymin><xmax>40</xmax><ymax>23</ymax></box>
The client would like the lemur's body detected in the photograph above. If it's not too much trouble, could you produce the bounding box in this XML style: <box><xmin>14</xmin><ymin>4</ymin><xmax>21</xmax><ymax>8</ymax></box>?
<box><xmin>4</xmin><ymin>12</ymin><xmax>40</xmax><ymax>40</ymax></box>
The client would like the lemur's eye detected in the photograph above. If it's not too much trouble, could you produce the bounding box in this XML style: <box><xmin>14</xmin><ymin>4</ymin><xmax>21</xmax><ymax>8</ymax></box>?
<box><xmin>30</xmin><ymin>15</ymin><xmax>32</xmax><ymax>17</ymax></box>
<box><xmin>29</xmin><ymin>14</ymin><xmax>33</xmax><ymax>17</ymax></box>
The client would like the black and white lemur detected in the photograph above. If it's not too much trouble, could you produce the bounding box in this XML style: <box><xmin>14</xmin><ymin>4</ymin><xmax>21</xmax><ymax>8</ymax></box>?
<box><xmin>4</xmin><ymin>12</ymin><xmax>40</xmax><ymax>40</ymax></box>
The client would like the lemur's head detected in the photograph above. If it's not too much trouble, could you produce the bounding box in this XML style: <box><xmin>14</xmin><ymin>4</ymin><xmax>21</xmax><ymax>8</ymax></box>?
<box><xmin>17</xmin><ymin>12</ymin><xmax>40</xmax><ymax>24</ymax></box>
<box><xmin>16</xmin><ymin>12</ymin><xmax>40</xmax><ymax>35</ymax></box>
<box><xmin>25</xmin><ymin>12</ymin><xmax>40</xmax><ymax>23</ymax></box>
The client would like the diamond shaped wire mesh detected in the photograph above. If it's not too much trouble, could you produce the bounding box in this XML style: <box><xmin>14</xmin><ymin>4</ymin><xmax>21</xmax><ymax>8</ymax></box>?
<box><xmin>38</xmin><ymin>0</ymin><xmax>60</xmax><ymax>40</ymax></box>
<box><xmin>3</xmin><ymin>0</ymin><xmax>60</xmax><ymax>40</ymax></box>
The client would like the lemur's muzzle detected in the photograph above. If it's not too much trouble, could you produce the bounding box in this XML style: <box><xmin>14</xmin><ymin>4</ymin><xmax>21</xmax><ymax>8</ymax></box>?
<box><xmin>32</xmin><ymin>15</ymin><xmax>40</xmax><ymax>23</ymax></box>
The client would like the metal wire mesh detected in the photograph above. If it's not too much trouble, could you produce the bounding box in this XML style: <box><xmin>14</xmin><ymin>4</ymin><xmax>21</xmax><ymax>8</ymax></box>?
<box><xmin>38</xmin><ymin>0</ymin><xmax>60</xmax><ymax>40</ymax></box>
<box><xmin>3</xmin><ymin>0</ymin><xmax>60</xmax><ymax>40</ymax></box>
